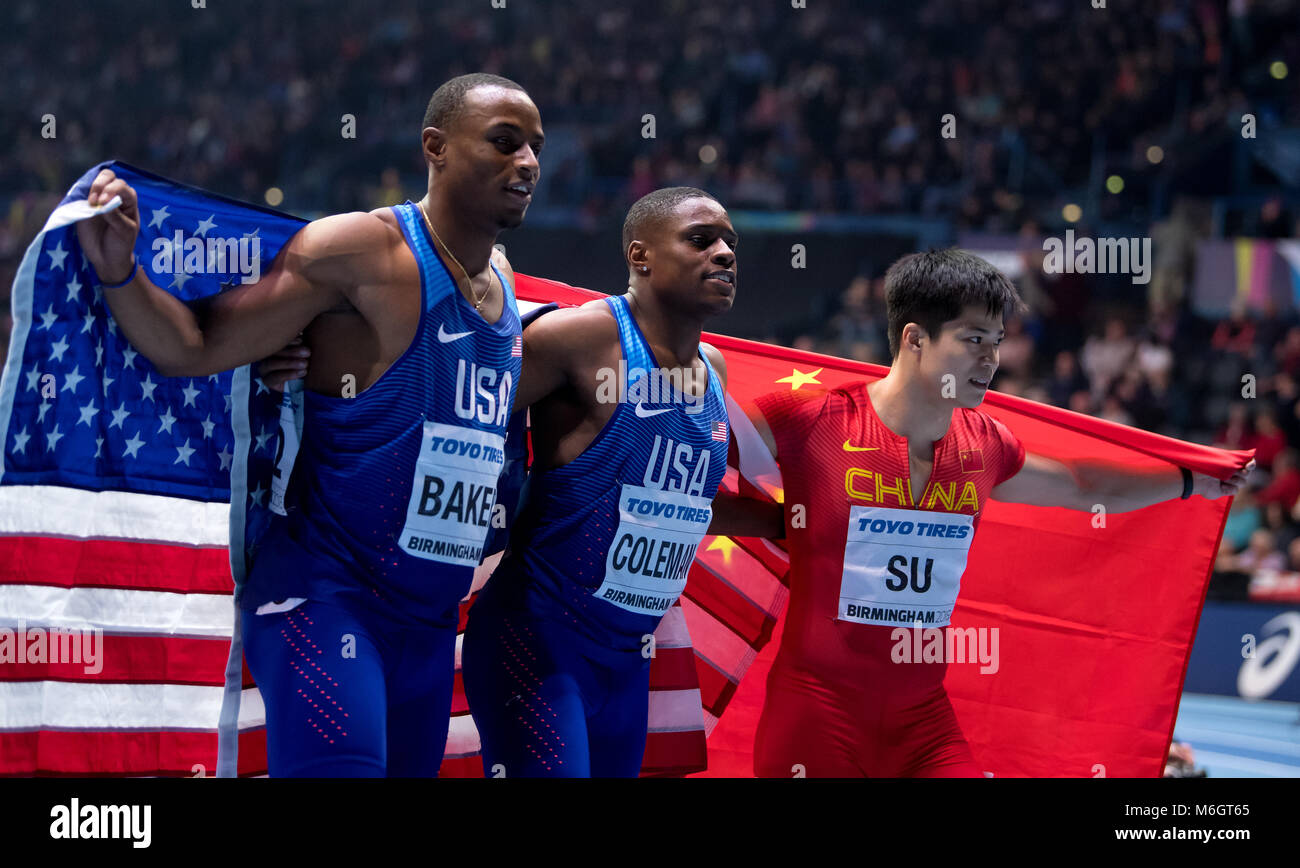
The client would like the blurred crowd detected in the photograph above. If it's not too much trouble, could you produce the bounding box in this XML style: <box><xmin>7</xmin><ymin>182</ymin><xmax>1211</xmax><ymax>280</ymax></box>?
<box><xmin>2</xmin><ymin>0</ymin><xmax>1298</xmax><ymax>257</ymax></box>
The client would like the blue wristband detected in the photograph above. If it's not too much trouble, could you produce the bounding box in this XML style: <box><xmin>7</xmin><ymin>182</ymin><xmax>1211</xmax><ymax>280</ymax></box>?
<box><xmin>99</xmin><ymin>257</ymin><xmax>138</xmax><ymax>289</ymax></box>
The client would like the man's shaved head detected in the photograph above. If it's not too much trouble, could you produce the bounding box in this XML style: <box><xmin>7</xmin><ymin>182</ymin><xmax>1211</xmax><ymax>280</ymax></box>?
<box><xmin>423</xmin><ymin>73</ymin><xmax>530</xmax><ymax>133</ymax></box>
<box><xmin>622</xmin><ymin>187</ymin><xmax>720</xmax><ymax>256</ymax></box>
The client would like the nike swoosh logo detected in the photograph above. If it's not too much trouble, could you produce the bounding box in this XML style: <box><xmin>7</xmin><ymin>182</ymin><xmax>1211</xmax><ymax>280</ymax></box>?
<box><xmin>843</xmin><ymin>439</ymin><xmax>880</xmax><ymax>452</ymax></box>
<box><xmin>634</xmin><ymin>404</ymin><xmax>673</xmax><ymax>418</ymax></box>
<box><xmin>437</xmin><ymin>324</ymin><xmax>474</xmax><ymax>343</ymax></box>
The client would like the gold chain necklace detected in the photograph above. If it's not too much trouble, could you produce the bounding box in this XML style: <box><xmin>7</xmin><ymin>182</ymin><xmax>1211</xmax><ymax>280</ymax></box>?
<box><xmin>417</xmin><ymin>198</ymin><xmax>492</xmax><ymax>310</ymax></box>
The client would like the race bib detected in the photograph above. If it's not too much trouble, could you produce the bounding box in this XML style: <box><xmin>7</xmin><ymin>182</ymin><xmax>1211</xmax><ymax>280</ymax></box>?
<box><xmin>593</xmin><ymin>484</ymin><xmax>713</xmax><ymax>616</ymax></box>
<box><xmin>268</xmin><ymin>384</ymin><xmax>303</xmax><ymax>517</ymax></box>
<box><xmin>838</xmin><ymin>505</ymin><xmax>973</xmax><ymax>628</ymax></box>
<box><xmin>398</xmin><ymin>421</ymin><xmax>506</xmax><ymax>567</ymax></box>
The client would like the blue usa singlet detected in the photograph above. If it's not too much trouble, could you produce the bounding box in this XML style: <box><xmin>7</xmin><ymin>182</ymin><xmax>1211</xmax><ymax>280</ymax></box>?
<box><xmin>482</xmin><ymin>294</ymin><xmax>729</xmax><ymax>649</ymax></box>
<box><xmin>241</xmin><ymin>202</ymin><xmax>522</xmax><ymax>628</ymax></box>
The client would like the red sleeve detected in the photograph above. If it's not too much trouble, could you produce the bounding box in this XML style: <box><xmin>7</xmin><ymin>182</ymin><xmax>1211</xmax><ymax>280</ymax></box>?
<box><xmin>753</xmin><ymin>388</ymin><xmax>832</xmax><ymax>464</ymax></box>
<box><xmin>990</xmin><ymin>415</ymin><xmax>1026</xmax><ymax>485</ymax></box>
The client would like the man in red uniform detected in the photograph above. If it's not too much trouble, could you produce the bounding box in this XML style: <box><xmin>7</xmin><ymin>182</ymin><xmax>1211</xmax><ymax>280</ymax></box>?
<box><xmin>734</xmin><ymin>249</ymin><xmax>1253</xmax><ymax>777</ymax></box>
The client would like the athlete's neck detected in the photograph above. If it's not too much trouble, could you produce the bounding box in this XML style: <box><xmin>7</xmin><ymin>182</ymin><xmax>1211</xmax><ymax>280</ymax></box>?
<box><xmin>867</xmin><ymin>369</ymin><xmax>955</xmax><ymax>449</ymax></box>
<box><xmin>420</xmin><ymin>194</ymin><xmax>497</xmax><ymax>279</ymax></box>
<box><xmin>624</xmin><ymin>287</ymin><xmax>704</xmax><ymax>369</ymax></box>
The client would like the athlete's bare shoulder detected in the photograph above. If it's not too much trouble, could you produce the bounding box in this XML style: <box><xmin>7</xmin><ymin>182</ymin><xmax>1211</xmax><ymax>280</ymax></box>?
<box><xmin>490</xmin><ymin>244</ymin><xmax>516</xmax><ymax>289</ymax></box>
<box><xmin>290</xmin><ymin>210</ymin><xmax>404</xmax><ymax>289</ymax></box>
<box><xmin>524</xmin><ymin>298</ymin><xmax>618</xmax><ymax>346</ymax></box>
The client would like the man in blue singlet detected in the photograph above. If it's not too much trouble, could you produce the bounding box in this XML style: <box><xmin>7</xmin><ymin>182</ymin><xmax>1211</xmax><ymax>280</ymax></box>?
<box><xmin>459</xmin><ymin>187</ymin><xmax>740</xmax><ymax>777</ymax></box>
<box><xmin>73</xmin><ymin>73</ymin><xmax>544</xmax><ymax>776</ymax></box>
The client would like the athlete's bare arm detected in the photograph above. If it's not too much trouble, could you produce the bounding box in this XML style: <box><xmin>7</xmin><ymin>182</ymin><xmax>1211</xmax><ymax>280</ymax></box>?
<box><xmin>259</xmin><ymin>243</ymin><xmax>516</xmax><ymax>392</ymax></box>
<box><xmin>991</xmin><ymin>453</ymin><xmax>1255</xmax><ymax>511</ymax></box>
<box><xmin>77</xmin><ymin>168</ymin><xmax>402</xmax><ymax>380</ymax></box>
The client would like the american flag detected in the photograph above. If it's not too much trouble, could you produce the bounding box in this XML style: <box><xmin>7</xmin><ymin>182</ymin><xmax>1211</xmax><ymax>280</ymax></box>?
<box><xmin>511</xmin><ymin>334</ymin><xmax>522</xmax><ymax>357</ymax></box>
<box><xmin>0</xmin><ymin>162</ymin><xmax>304</xmax><ymax>776</ymax></box>
<box><xmin>711</xmin><ymin>420</ymin><xmax>728</xmax><ymax>442</ymax></box>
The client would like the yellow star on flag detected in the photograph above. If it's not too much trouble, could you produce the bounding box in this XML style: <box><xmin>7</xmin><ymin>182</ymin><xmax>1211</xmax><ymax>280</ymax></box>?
<box><xmin>706</xmin><ymin>535</ymin><xmax>739</xmax><ymax>566</ymax></box>
<box><xmin>775</xmin><ymin>366</ymin><xmax>823</xmax><ymax>390</ymax></box>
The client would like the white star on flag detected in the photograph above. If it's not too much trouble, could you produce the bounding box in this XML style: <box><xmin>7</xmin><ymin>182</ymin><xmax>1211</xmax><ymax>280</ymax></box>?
<box><xmin>65</xmin><ymin>273</ymin><xmax>83</xmax><ymax>302</ymax></box>
<box><xmin>157</xmin><ymin>407</ymin><xmax>177</xmax><ymax>435</ymax></box>
<box><xmin>45</xmin><ymin>425</ymin><xmax>64</xmax><ymax>452</ymax></box>
<box><xmin>46</xmin><ymin>241</ymin><xmax>68</xmax><ymax>270</ymax></box>
<box><xmin>181</xmin><ymin>381</ymin><xmax>201</xmax><ymax>408</ymax></box>
<box><xmin>122</xmin><ymin>431</ymin><xmax>145</xmax><ymax>459</ymax></box>
<box><xmin>109</xmin><ymin>403</ymin><xmax>129</xmax><ymax>429</ymax></box>
<box><xmin>11</xmin><ymin>426</ymin><xmax>30</xmax><ymax>455</ymax></box>
<box><xmin>62</xmin><ymin>366</ymin><xmax>85</xmax><ymax>393</ymax></box>
<box><xmin>48</xmin><ymin>336</ymin><xmax>70</xmax><ymax>362</ymax></box>
<box><xmin>148</xmin><ymin>205</ymin><xmax>171</xmax><ymax>229</ymax></box>
<box><xmin>174</xmin><ymin>439</ymin><xmax>196</xmax><ymax>466</ymax></box>
<box><xmin>140</xmin><ymin>373</ymin><xmax>158</xmax><ymax>402</ymax></box>
<box><xmin>195</xmin><ymin>215</ymin><xmax>217</xmax><ymax>236</ymax></box>
<box><xmin>76</xmin><ymin>400</ymin><xmax>99</xmax><ymax>427</ymax></box>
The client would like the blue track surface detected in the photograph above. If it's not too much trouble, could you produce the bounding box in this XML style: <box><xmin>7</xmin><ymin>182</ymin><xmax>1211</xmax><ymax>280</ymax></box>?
<box><xmin>1173</xmin><ymin>693</ymin><xmax>1300</xmax><ymax>778</ymax></box>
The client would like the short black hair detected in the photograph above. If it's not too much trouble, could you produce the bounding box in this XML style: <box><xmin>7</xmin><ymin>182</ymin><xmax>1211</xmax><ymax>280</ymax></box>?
<box><xmin>422</xmin><ymin>73</ymin><xmax>529</xmax><ymax>133</ymax></box>
<box><xmin>622</xmin><ymin>187</ymin><xmax>721</xmax><ymax>261</ymax></box>
<box><xmin>884</xmin><ymin>248</ymin><xmax>1026</xmax><ymax>358</ymax></box>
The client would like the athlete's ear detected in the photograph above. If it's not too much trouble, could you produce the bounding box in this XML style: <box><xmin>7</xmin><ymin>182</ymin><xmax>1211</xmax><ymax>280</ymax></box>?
<box><xmin>902</xmin><ymin>322</ymin><xmax>927</xmax><ymax>354</ymax></box>
<box><xmin>422</xmin><ymin>126</ymin><xmax>449</xmax><ymax>170</ymax></box>
<box><xmin>627</xmin><ymin>240</ymin><xmax>650</xmax><ymax>277</ymax></box>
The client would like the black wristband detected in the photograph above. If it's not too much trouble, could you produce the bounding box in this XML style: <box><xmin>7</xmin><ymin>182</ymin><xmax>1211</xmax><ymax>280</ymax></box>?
<box><xmin>1180</xmin><ymin>467</ymin><xmax>1193</xmax><ymax>500</ymax></box>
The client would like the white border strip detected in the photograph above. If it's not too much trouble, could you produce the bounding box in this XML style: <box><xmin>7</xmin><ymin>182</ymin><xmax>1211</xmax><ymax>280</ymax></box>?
<box><xmin>0</xmin><ymin>224</ymin><xmax>47</xmax><ymax>484</ymax></box>
<box><xmin>0</xmin><ymin>485</ymin><xmax>229</xmax><ymax>546</ymax></box>
<box><xmin>0</xmin><ymin>682</ymin><xmax>264</xmax><ymax>731</ymax></box>
<box><xmin>0</xmin><ymin>585</ymin><xmax>235</xmax><ymax>637</ymax></box>
<box><xmin>647</xmin><ymin>687</ymin><xmax>706</xmax><ymax>733</ymax></box>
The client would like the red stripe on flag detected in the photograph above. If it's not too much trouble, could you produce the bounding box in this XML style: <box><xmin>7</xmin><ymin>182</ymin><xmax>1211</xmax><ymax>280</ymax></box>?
<box><xmin>0</xmin><ymin>728</ymin><xmax>267</xmax><ymax>777</ymax></box>
<box><xmin>640</xmin><ymin>729</ymin><xmax>708</xmax><ymax>777</ymax></box>
<box><xmin>0</xmin><ymin>536</ymin><xmax>234</xmax><ymax>594</ymax></box>
<box><xmin>0</xmin><ymin>633</ymin><xmax>248</xmax><ymax>687</ymax></box>
<box><xmin>684</xmin><ymin>562</ymin><xmax>776</xmax><ymax>649</ymax></box>
<box><xmin>693</xmin><ymin>654</ymin><xmax>739</xmax><ymax>717</ymax></box>
<box><xmin>646</xmin><ymin>646</ymin><xmax>698</xmax><ymax>691</ymax></box>
<box><xmin>439</xmin><ymin>755</ymin><xmax>484</xmax><ymax>778</ymax></box>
